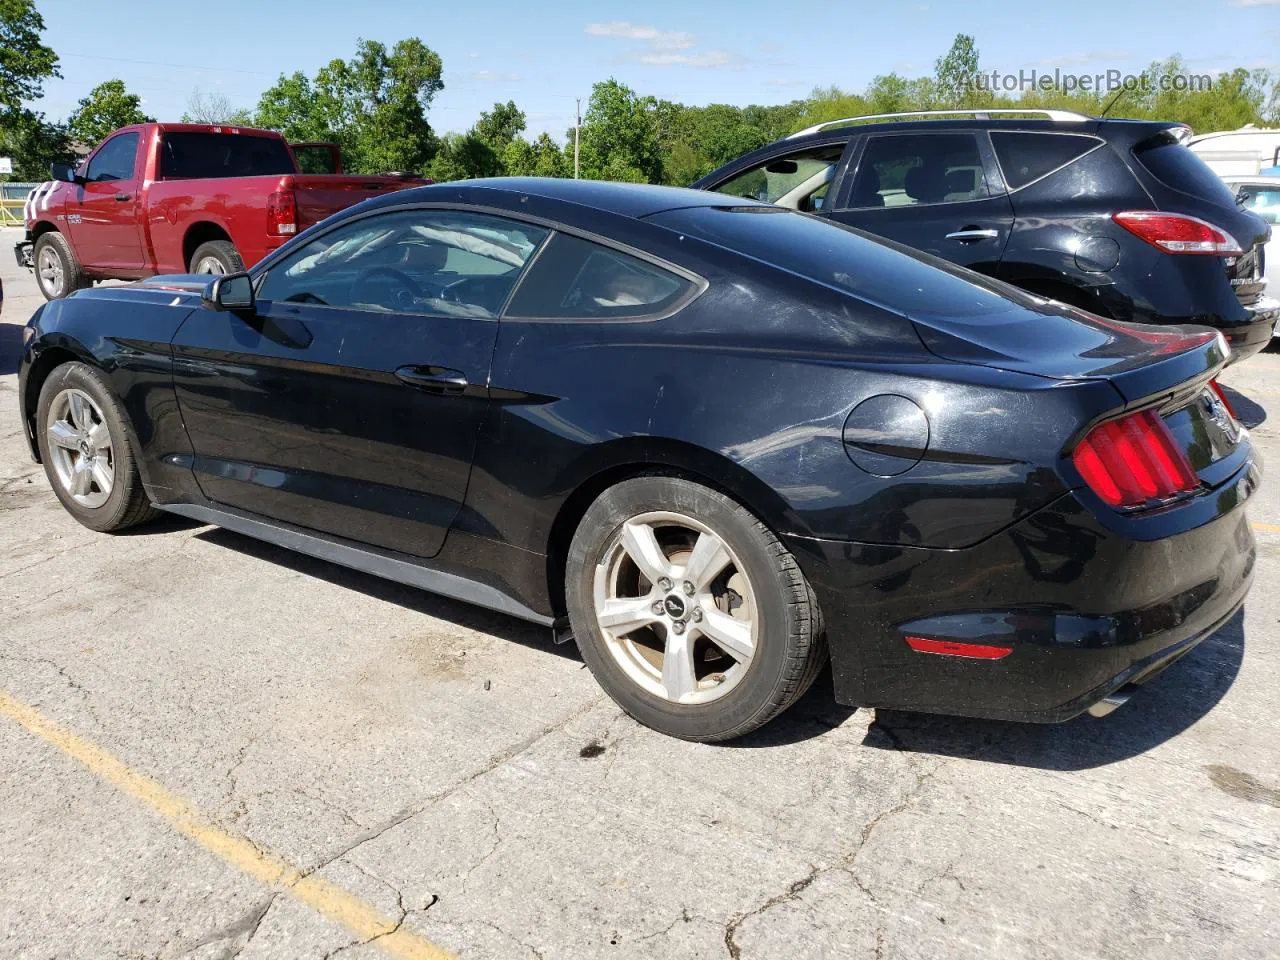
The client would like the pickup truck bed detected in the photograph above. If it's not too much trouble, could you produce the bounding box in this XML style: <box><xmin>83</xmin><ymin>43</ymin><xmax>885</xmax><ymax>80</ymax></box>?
<box><xmin>17</xmin><ymin>123</ymin><xmax>426</xmax><ymax>299</ymax></box>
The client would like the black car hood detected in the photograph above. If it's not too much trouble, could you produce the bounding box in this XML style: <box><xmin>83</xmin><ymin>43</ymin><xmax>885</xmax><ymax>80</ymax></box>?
<box><xmin>910</xmin><ymin>298</ymin><xmax>1226</xmax><ymax>403</ymax></box>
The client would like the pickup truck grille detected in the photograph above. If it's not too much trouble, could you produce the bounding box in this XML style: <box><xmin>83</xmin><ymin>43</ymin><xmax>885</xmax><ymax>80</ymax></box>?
<box><xmin>1230</xmin><ymin>244</ymin><xmax>1266</xmax><ymax>308</ymax></box>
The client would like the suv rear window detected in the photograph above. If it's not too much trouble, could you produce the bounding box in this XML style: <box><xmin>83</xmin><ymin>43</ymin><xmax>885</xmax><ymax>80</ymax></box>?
<box><xmin>160</xmin><ymin>132</ymin><xmax>294</xmax><ymax>179</ymax></box>
<box><xmin>990</xmin><ymin>132</ymin><xmax>1099</xmax><ymax>189</ymax></box>
<box><xmin>1136</xmin><ymin>139</ymin><xmax>1239</xmax><ymax>207</ymax></box>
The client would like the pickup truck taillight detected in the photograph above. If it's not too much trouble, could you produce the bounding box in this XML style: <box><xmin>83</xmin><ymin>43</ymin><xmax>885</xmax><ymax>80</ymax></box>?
<box><xmin>267</xmin><ymin>190</ymin><xmax>297</xmax><ymax>236</ymax></box>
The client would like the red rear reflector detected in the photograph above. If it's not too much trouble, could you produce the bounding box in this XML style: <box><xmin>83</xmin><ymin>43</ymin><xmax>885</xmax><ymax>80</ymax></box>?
<box><xmin>905</xmin><ymin>636</ymin><xmax>1013</xmax><ymax>660</ymax></box>
<box><xmin>1209</xmin><ymin>379</ymin><xmax>1237</xmax><ymax>420</ymax></box>
<box><xmin>267</xmin><ymin>190</ymin><xmax>297</xmax><ymax>236</ymax></box>
<box><xmin>1112</xmin><ymin>211</ymin><xmax>1243</xmax><ymax>256</ymax></box>
<box><xmin>1072</xmin><ymin>409</ymin><xmax>1198</xmax><ymax>507</ymax></box>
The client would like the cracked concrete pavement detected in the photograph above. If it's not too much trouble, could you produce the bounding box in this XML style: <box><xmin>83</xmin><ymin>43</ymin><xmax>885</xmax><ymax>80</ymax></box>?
<box><xmin>1</xmin><ymin>229</ymin><xmax>1278</xmax><ymax>958</ymax></box>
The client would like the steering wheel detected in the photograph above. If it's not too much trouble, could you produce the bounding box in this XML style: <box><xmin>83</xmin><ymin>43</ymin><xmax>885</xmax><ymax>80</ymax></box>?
<box><xmin>357</xmin><ymin>266</ymin><xmax>425</xmax><ymax>308</ymax></box>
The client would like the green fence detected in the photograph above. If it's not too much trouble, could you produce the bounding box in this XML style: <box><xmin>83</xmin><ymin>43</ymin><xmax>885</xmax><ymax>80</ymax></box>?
<box><xmin>0</xmin><ymin>182</ymin><xmax>39</xmax><ymax>227</ymax></box>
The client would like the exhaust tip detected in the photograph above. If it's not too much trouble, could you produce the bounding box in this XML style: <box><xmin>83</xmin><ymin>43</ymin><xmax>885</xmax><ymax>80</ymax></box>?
<box><xmin>1087</xmin><ymin>686</ymin><xmax>1136</xmax><ymax>718</ymax></box>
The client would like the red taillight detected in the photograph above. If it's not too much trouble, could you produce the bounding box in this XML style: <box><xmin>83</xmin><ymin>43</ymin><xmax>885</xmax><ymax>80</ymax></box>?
<box><xmin>1112</xmin><ymin>211</ymin><xmax>1242</xmax><ymax>256</ymax></box>
<box><xmin>1209</xmin><ymin>379</ymin><xmax>1237</xmax><ymax>420</ymax></box>
<box><xmin>267</xmin><ymin>190</ymin><xmax>297</xmax><ymax>236</ymax></box>
<box><xmin>1072</xmin><ymin>409</ymin><xmax>1199</xmax><ymax>507</ymax></box>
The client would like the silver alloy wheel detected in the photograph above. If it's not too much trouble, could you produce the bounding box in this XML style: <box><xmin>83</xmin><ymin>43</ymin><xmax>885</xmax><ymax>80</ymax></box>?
<box><xmin>194</xmin><ymin>256</ymin><xmax>226</xmax><ymax>275</ymax></box>
<box><xmin>593</xmin><ymin>511</ymin><xmax>758</xmax><ymax>705</ymax></box>
<box><xmin>46</xmin><ymin>388</ymin><xmax>115</xmax><ymax>509</ymax></box>
<box><xmin>37</xmin><ymin>244</ymin><xmax>65</xmax><ymax>296</ymax></box>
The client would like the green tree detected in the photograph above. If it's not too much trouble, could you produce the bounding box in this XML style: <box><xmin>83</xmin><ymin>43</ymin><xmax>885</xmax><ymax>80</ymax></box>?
<box><xmin>577</xmin><ymin>78</ymin><xmax>661</xmax><ymax>183</ymax></box>
<box><xmin>66</xmin><ymin>79</ymin><xmax>153</xmax><ymax>146</ymax></box>
<box><xmin>0</xmin><ymin>109</ymin><xmax>71</xmax><ymax>179</ymax></box>
<box><xmin>0</xmin><ymin>0</ymin><xmax>59</xmax><ymax>113</ymax></box>
<box><xmin>475</xmin><ymin>100</ymin><xmax>525</xmax><ymax>149</ymax></box>
<box><xmin>256</xmin><ymin>37</ymin><xmax>444</xmax><ymax>174</ymax></box>
<box><xmin>426</xmin><ymin>132</ymin><xmax>501</xmax><ymax>181</ymax></box>
<box><xmin>934</xmin><ymin>33</ymin><xmax>988</xmax><ymax>107</ymax></box>
<box><xmin>531</xmin><ymin>133</ymin><xmax>568</xmax><ymax>178</ymax></box>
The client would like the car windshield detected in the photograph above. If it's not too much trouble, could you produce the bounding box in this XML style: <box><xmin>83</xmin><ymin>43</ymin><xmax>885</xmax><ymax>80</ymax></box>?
<box><xmin>646</xmin><ymin>205</ymin><xmax>1040</xmax><ymax>323</ymax></box>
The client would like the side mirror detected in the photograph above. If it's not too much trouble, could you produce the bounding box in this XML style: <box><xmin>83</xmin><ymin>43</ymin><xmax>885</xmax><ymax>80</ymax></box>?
<box><xmin>202</xmin><ymin>272</ymin><xmax>256</xmax><ymax>312</ymax></box>
<box><xmin>50</xmin><ymin>161</ymin><xmax>80</xmax><ymax>184</ymax></box>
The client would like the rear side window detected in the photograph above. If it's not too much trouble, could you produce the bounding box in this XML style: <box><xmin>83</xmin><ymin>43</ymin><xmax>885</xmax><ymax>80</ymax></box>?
<box><xmin>84</xmin><ymin>133</ymin><xmax>139</xmax><ymax>182</ymax></box>
<box><xmin>160</xmin><ymin>133</ymin><xmax>295</xmax><ymax>179</ymax></box>
<box><xmin>1239</xmin><ymin>184</ymin><xmax>1280</xmax><ymax>224</ymax></box>
<box><xmin>990</xmin><ymin>132</ymin><xmax>1099</xmax><ymax>189</ymax></box>
<box><xmin>506</xmin><ymin>233</ymin><xmax>692</xmax><ymax>320</ymax></box>
<box><xmin>1136</xmin><ymin>139</ymin><xmax>1239</xmax><ymax>207</ymax></box>
<box><xmin>849</xmin><ymin>133</ymin><xmax>991</xmax><ymax>208</ymax></box>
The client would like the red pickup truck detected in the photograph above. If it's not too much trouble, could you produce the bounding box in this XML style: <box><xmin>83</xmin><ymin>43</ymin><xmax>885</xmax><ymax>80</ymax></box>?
<box><xmin>16</xmin><ymin>123</ymin><xmax>426</xmax><ymax>300</ymax></box>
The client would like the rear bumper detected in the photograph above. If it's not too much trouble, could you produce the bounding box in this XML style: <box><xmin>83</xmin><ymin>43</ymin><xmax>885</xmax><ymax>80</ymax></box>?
<box><xmin>788</xmin><ymin>456</ymin><xmax>1259</xmax><ymax>722</ymax></box>
<box><xmin>1223</xmin><ymin>297</ymin><xmax>1277</xmax><ymax>360</ymax></box>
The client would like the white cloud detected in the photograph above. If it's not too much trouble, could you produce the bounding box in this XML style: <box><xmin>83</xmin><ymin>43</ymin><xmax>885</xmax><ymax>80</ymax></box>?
<box><xmin>584</xmin><ymin>22</ymin><xmax>696</xmax><ymax>50</ymax></box>
<box><xmin>469</xmin><ymin>70</ymin><xmax>523</xmax><ymax>82</ymax></box>
<box><xmin>1230</xmin><ymin>0</ymin><xmax>1280</xmax><ymax>6</ymax></box>
<box><xmin>467</xmin><ymin>51</ymin><xmax>479</xmax><ymax>59</ymax></box>
<box><xmin>584</xmin><ymin>20</ymin><xmax>742</xmax><ymax>69</ymax></box>
<box><xmin>764</xmin><ymin>77</ymin><xmax>804</xmax><ymax>88</ymax></box>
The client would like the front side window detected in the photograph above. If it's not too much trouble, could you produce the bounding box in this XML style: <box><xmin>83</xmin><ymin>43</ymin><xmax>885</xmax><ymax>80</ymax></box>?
<box><xmin>711</xmin><ymin>145</ymin><xmax>846</xmax><ymax>209</ymax></box>
<box><xmin>85</xmin><ymin>133</ymin><xmax>139</xmax><ymax>182</ymax></box>
<box><xmin>506</xmin><ymin>232</ymin><xmax>692</xmax><ymax>320</ymax></box>
<box><xmin>849</xmin><ymin>133</ymin><xmax>991</xmax><ymax>208</ymax></box>
<box><xmin>258</xmin><ymin>210</ymin><xmax>549</xmax><ymax>318</ymax></box>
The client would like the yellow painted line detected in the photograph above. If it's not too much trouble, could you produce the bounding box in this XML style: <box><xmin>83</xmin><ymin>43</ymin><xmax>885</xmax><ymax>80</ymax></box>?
<box><xmin>0</xmin><ymin>690</ymin><xmax>453</xmax><ymax>960</ymax></box>
<box><xmin>1251</xmin><ymin>522</ymin><xmax>1280</xmax><ymax>535</ymax></box>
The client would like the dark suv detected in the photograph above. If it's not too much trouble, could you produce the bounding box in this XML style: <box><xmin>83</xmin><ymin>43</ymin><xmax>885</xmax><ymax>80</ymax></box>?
<box><xmin>693</xmin><ymin>110</ymin><xmax>1277</xmax><ymax>361</ymax></box>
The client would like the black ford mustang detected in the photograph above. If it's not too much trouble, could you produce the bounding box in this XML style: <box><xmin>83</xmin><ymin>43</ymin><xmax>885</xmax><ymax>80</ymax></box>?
<box><xmin>17</xmin><ymin>178</ymin><xmax>1258</xmax><ymax>741</ymax></box>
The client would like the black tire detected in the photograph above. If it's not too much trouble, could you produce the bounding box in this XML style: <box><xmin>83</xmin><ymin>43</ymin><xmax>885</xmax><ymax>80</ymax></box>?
<box><xmin>35</xmin><ymin>362</ymin><xmax>158</xmax><ymax>533</ymax></box>
<box><xmin>566</xmin><ymin>476</ymin><xmax>827</xmax><ymax>742</ymax></box>
<box><xmin>32</xmin><ymin>231</ymin><xmax>89</xmax><ymax>301</ymax></box>
<box><xmin>189</xmin><ymin>240</ymin><xmax>245</xmax><ymax>275</ymax></box>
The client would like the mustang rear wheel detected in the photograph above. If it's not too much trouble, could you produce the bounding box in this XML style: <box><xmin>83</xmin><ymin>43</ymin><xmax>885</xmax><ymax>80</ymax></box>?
<box><xmin>566</xmin><ymin>476</ymin><xmax>826</xmax><ymax>741</ymax></box>
<box><xmin>35</xmin><ymin>363</ymin><xmax>157</xmax><ymax>532</ymax></box>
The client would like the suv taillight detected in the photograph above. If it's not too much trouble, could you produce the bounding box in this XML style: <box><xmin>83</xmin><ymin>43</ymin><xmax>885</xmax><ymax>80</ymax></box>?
<box><xmin>267</xmin><ymin>190</ymin><xmax>297</xmax><ymax>236</ymax></box>
<box><xmin>1072</xmin><ymin>409</ymin><xmax>1199</xmax><ymax>507</ymax></box>
<box><xmin>1112</xmin><ymin>211</ymin><xmax>1242</xmax><ymax>256</ymax></box>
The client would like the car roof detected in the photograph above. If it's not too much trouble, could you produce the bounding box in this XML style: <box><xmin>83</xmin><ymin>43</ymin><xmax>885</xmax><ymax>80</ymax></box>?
<box><xmin>377</xmin><ymin>177</ymin><xmax>755</xmax><ymax>219</ymax></box>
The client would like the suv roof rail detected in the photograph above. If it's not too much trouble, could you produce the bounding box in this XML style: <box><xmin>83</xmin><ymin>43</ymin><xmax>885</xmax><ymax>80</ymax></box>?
<box><xmin>786</xmin><ymin>108</ymin><xmax>1094</xmax><ymax>139</ymax></box>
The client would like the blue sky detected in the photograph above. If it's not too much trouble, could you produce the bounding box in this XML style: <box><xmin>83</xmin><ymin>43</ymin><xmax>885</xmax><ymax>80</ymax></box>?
<box><xmin>31</xmin><ymin>0</ymin><xmax>1280</xmax><ymax>142</ymax></box>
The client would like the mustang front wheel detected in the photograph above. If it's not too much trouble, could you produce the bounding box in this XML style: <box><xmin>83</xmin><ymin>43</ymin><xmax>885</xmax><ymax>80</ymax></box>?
<box><xmin>566</xmin><ymin>476</ymin><xmax>826</xmax><ymax>741</ymax></box>
<box><xmin>36</xmin><ymin>363</ymin><xmax>157</xmax><ymax>532</ymax></box>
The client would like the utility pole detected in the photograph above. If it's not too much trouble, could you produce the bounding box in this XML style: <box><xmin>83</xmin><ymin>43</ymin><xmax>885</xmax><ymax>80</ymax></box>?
<box><xmin>574</xmin><ymin>98</ymin><xmax>581</xmax><ymax>180</ymax></box>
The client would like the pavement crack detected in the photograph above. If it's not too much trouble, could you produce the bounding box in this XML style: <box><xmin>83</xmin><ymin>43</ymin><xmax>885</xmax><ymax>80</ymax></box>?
<box><xmin>175</xmin><ymin>893</ymin><xmax>276</xmax><ymax>960</ymax></box>
<box><xmin>723</xmin><ymin>865</ymin><xmax>820</xmax><ymax>960</ymax></box>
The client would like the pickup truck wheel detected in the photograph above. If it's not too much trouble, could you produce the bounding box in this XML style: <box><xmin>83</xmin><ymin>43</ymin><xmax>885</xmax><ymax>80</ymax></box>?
<box><xmin>190</xmin><ymin>240</ymin><xmax>245</xmax><ymax>276</ymax></box>
<box><xmin>33</xmin><ymin>232</ymin><xmax>89</xmax><ymax>301</ymax></box>
<box><xmin>36</xmin><ymin>362</ymin><xmax>158</xmax><ymax>532</ymax></box>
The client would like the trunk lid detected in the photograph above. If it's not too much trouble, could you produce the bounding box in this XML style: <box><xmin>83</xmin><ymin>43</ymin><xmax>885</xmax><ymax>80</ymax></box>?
<box><xmin>909</xmin><ymin>294</ymin><xmax>1227</xmax><ymax>402</ymax></box>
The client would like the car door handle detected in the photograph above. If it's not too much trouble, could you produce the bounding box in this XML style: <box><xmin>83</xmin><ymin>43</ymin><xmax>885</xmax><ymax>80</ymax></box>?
<box><xmin>114</xmin><ymin>193</ymin><xmax>131</xmax><ymax>202</ymax></box>
<box><xmin>394</xmin><ymin>365</ymin><xmax>470</xmax><ymax>394</ymax></box>
<box><xmin>945</xmin><ymin>227</ymin><xmax>999</xmax><ymax>242</ymax></box>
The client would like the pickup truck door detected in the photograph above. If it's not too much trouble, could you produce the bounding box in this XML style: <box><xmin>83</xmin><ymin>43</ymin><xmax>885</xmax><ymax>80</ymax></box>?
<box><xmin>169</xmin><ymin>207</ymin><xmax>549</xmax><ymax>559</ymax></box>
<box><xmin>827</xmin><ymin>131</ymin><xmax>1013</xmax><ymax>272</ymax></box>
<box><xmin>67</xmin><ymin>131</ymin><xmax>147</xmax><ymax>272</ymax></box>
